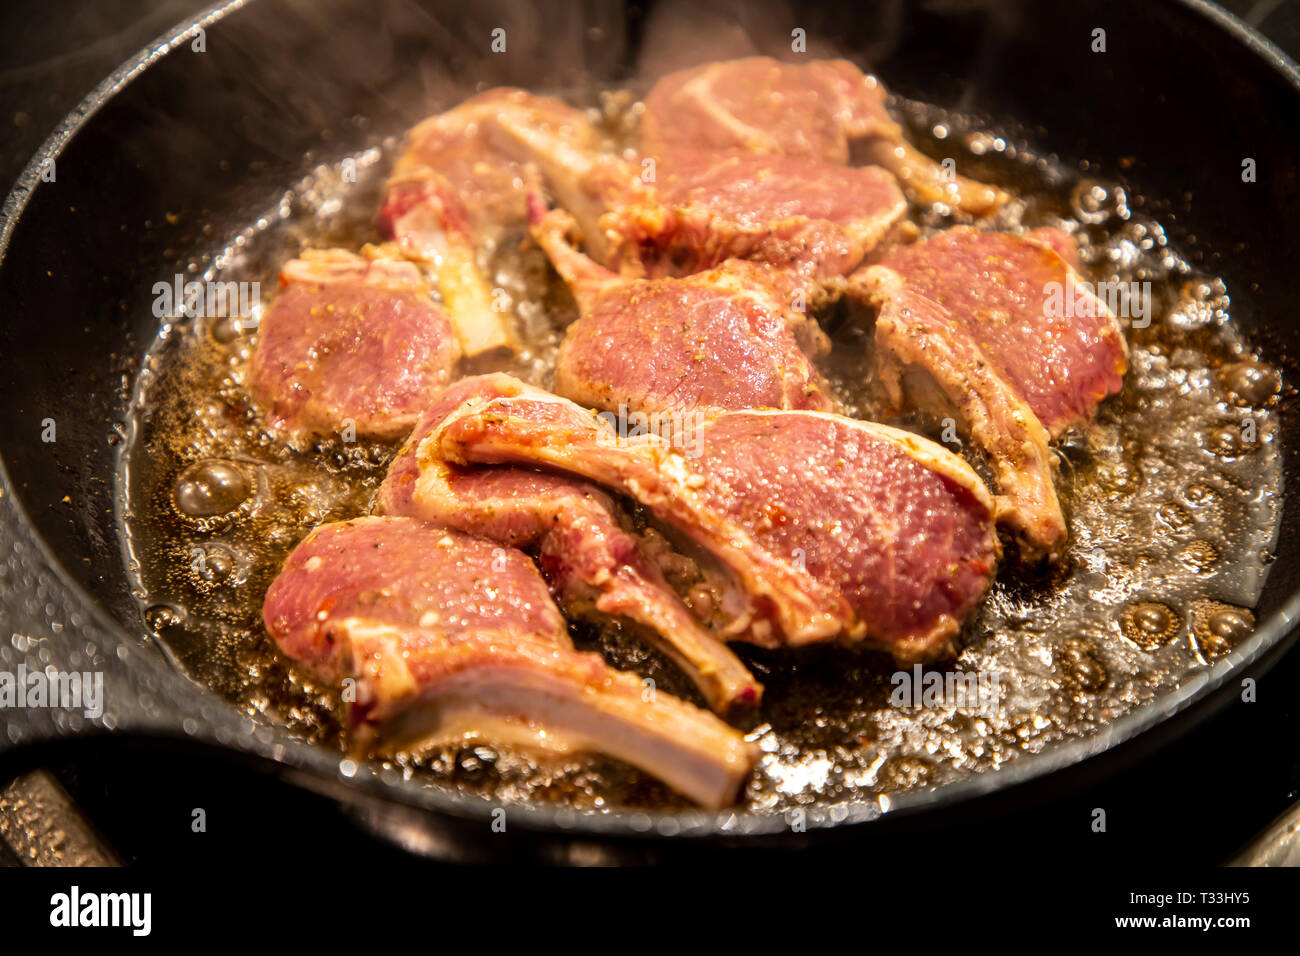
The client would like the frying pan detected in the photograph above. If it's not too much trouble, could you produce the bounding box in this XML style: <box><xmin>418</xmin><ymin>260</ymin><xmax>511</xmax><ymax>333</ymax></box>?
<box><xmin>1</xmin><ymin>0</ymin><xmax>1298</xmax><ymax>864</ymax></box>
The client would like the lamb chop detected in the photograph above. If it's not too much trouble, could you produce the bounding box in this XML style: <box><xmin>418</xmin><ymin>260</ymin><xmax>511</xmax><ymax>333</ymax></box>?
<box><xmin>263</xmin><ymin>516</ymin><xmax>757</xmax><ymax>807</ymax></box>
<box><xmin>491</xmin><ymin>116</ymin><xmax>906</xmax><ymax>281</ymax></box>
<box><xmin>379</xmin><ymin>89</ymin><xmax>602</xmax><ymax>356</ymax></box>
<box><xmin>532</xmin><ymin>209</ymin><xmax>833</xmax><ymax>416</ymax></box>
<box><xmin>247</xmin><ymin>249</ymin><xmax>458</xmax><ymax>441</ymax></box>
<box><xmin>640</xmin><ymin>56</ymin><xmax>1007</xmax><ymax>217</ymax></box>
<box><xmin>376</xmin><ymin>374</ymin><xmax>762</xmax><ymax>715</ymax></box>
<box><xmin>852</xmin><ymin>226</ymin><xmax>1129</xmax><ymax>558</ymax></box>
<box><xmin>435</xmin><ymin>387</ymin><xmax>1000</xmax><ymax>662</ymax></box>
<box><xmin>642</xmin><ymin>57</ymin><xmax>888</xmax><ymax>163</ymax></box>
<box><xmin>639</xmin><ymin>148</ymin><xmax>906</xmax><ymax>280</ymax></box>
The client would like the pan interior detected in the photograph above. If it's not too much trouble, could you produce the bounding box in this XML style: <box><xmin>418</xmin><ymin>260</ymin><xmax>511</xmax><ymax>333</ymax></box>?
<box><xmin>1</xmin><ymin>0</ymin><xmax>1298</xmax><ymax>822</ymax></box>
<box><xmin>116</xmin><ymin>35</ymin><xmax>1283</xmax><ymax>811</ymax></box>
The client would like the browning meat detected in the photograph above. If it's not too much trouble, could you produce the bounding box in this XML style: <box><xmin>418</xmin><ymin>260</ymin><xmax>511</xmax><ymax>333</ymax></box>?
<box><xmin>378</xmin><ymin>167</ymin><xmax>508</xmax><ymax>357</ymax></box>
<box><xmin>377</xmin><ymin>374</ymin><xmax>762</xmax><ymax>715</ymax></box>
<box><xmin>641</xmin><ymin>56</ymin><xmax>1007</xmax><ymax>216</ymax></box>
<box><xmin>534</xmin><ymin>209</ymin><xmax>833</xmax><ymax>416</ymax></box>
<box><xmin>435</xmin><ymin>387</ymin><xmax>1000</xmax><ymax>662</ymax></box>
<box><xmin>491</xmin><ymin>114</ymin><xmax>905</xmax><ymax>280</ymax></box>
<box><xmin>379</xmin><ymin>89</ymin><xmax>603</xmax><ymax>356</ymax></box>
<box><xmin>853</xmin><ymin>226</ymin><xmax>1129</xmax><ymax>558</ymax></box>
<box><xmin>262</xmin><ymin>516</ymin><xmax>759</xmax><ymax>807</ymax></box>
<box><xmin>247</xmin><ymin>249</ymin><xmax>458</xmax><ymax>441</ymax></box>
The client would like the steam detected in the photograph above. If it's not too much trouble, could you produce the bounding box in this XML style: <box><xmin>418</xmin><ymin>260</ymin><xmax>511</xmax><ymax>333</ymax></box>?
<box><xmin>636</xmin><ymin>0</ymin><xmax>873</xmax><ymax>82</ymax></box>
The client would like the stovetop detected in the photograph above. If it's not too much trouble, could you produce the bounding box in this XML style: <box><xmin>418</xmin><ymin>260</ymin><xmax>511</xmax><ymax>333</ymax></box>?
<box><xmin>1</xmin><ymin>0</ymin><xmax>1298</xmax><ymax>868</ymax></box>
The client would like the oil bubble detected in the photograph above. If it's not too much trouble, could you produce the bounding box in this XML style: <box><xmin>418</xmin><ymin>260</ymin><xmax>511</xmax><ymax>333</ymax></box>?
<box><xmin>143</xmin><ymin>604</ymin><xmax>186</xmax><ymax>632</ymax></box>
<box><xmin>1070</xmin><ymin>179</ymin><xmax>1126</xmax><ymax>224</ymax></box>
<box><xmin>172</xmin><ymin>459</ymin><xmax>260</xmax><ymax>532</ymax></box>
<box><xmin>1190</xmin><ymin>600</ymin><xmax>1254</xmax><ymax>661</ymax></box>
<box><xmin>1176</xmin><ymin>540</ymin><xmax>1219</xmax><ymax>573</ymax></box>
<box><xmin>1119</xmin><ymin>601</ymin><xmax>1178</xmax><ymax>651</ymax></box>
<box><xmin>174</xmin><ymin>459</ymin><xmax>250</xmax><ymax>518</ymax></box>
<box><xmin>1059</xmin><ymin>638</ymin><xmax>1108</xmax><ymax>692</ymax></box>
<box><xmin>1220</xmin><ymin>360</ymin><xmax>1280</xmax><ymax>407</ymax></box>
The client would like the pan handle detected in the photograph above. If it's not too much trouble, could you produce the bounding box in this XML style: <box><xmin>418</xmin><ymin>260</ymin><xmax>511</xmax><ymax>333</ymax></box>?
<box><xmin>0</xmin><ymin>770</ymin><xmax>122</xmax><ymax>866</ymax></box>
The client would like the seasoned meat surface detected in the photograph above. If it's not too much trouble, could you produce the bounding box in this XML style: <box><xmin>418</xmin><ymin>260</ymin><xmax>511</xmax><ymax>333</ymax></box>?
<box><xmin>641</xmin><ymin>56</ymin><xmax>1006</xmax><ymax>215</ymax></box>
<box><xmin>642</xmin><ymin>57</ymin><xmax>895</xmax><ymax>164</ymax></box>
<box><xmin>377</xmin><ymin>89</ymin><xmax>605</xmax><ymax>357</ymax></box>
<box><xmin>263</xmin><ymin>516</ymin><xmax>759</xmax><ymax>807</ymax></box>
<box><xmin>390</xmin><ymin>88</ymin><xmax>600</xmax><ymax>234</ymax></box>
<box><xmin>247</xmin><ymin>249</ymin><xmax>458</xmax><ymax>440</ymax></box>
<box><xmin>378</xmin><ymin>374</ymin><xmax>762</xmax><ymax>715</ymax></box>
<box><xmin>494</xmin><ymin>113</ymin><xmax>905</xmax><ymax>279</ymax></box>
<box><xmin>437</xmin><ymin>389</ymin><xmax>1000</xmax><ymax>661</ymax></box>
<box><xmin>533</xmin><ymin>211</ymin><xmax>833</xmax><ymax>416</ymax></box>
<box><xmin>855</xmin><ymin>227</ymin><xmax>1129</xmax><ymax>557</ymax></box>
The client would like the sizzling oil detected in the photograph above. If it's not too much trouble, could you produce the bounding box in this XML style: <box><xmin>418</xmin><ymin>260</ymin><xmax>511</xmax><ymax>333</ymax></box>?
<box><xmin>116</xmin><ymin>93</ymin><xmax>1284</xmax><ymax>813</ymax></box>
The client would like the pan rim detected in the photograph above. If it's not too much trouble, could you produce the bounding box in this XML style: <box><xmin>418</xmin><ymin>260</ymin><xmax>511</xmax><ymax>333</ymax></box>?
<box><xmin>0</xmin><ymin>0</ymin><xmax>1298</xmax><ymax>841</ymax></box>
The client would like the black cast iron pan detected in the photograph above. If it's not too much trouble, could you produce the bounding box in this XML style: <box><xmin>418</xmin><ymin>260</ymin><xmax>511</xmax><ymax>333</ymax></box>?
<box><xmin>1</xmin><ymin>0</ymin><xmax>1298</xmax><ymax>863</ymax></box>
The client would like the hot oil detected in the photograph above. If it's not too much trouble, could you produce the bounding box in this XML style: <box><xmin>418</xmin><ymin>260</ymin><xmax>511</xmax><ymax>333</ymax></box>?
<box><xmin>116</xmin><ymin>93</ymin><xmax>1284</xmax><ymax>814</ymax></box>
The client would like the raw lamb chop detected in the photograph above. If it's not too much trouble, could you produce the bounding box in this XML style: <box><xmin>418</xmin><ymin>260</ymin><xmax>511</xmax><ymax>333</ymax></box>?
<box><xmin>492</xmin><ymin>117</ymin><xmax>906</xmax><ymax>280</ymax></box>
<box><xmin>638</xmin><ymin>148</ymin><xmax>907</xmax><ymax>279</ymax></box>
<box><xmin>263</xmin><ymin>516</ymin><xmax>758</xmax><ymax>808</ymax></box>
<box><xmin>533</xmin><ymin>209</ymin><xmax>833</xmax><ymax>416</ymax></box>
<box><xmin>377</xmin><ymin>374</ymin><xmax>762</xmax><ymax>715</ymax></box>
<box><xmin>435</xmin><ymin>387</ymin><xmax>1000</xmax><ymax>662</ymax></box>
<box><xmin>247</xmin><ymin>249</ymin><xmax>458</xmax><ymax>441</ymax></box>
<box><xmin>852</xmin><ymin>226</ymin><xmax>1129</xmax><ymax>558</ymax></box>
<box><xmin>379</xmin><ymin>89</ymin><xmax>601</xmax><ymax>356</ymax></box>
<box><xmin>640</xmin><ymin>56</ymin><xmax>1007</xmax><ymax>217</ymax></box>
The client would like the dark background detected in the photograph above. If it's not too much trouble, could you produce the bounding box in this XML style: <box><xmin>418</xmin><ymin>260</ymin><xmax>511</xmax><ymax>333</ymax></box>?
<box><xmin>0</xmin><ymin>0</ymin><xmax>1298</xmax><ymax>867</ymax></box>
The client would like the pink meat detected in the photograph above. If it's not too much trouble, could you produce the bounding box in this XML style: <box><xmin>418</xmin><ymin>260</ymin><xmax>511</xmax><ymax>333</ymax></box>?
<box><xmin>262</xmin><ymin>516</ymin><xmax>759</xmax><ymax>807</ymax></box>
<box><xmin>870</xmin><ymin>226</ymin><xmax>1128</xmax><ymax>435</ymax></box>
<box><xmin>247</xmin><ymin>250</ymin><xmax>458</xmax><ymax>440</ymax></box>
<box><xmin>378</xmin><ymin>374</ymin><xmax>762</xmax><ymax>714</ymax></box>
<box><xmin>434</xmin><ymin>389</ymin><xmax>1000</xmax><ymax>661</ymax></box>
